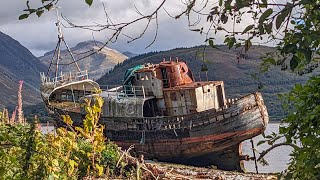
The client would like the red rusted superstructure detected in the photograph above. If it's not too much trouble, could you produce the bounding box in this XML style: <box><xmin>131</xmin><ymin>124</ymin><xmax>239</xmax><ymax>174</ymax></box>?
<box><xmin>41</xmin><ymin>58</ymin><xmax>269</xmax><ymax>171</ymax></box>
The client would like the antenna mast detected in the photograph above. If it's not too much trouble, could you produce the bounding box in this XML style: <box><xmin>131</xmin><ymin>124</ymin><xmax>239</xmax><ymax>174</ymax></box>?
<box><xmin>46</xmin><ymin>7</ymin><xmax>82</xmax><ymax>82</ymax></box>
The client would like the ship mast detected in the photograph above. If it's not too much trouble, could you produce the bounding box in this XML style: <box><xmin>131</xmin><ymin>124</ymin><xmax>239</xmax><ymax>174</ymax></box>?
<box><xmin>46</xmin><ymin>7</ymin><xmax>82</xmax><ymax>85</ymax></box>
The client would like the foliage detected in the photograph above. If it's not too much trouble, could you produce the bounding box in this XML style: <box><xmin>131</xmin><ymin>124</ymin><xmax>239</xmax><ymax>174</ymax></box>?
<box><xmin>0</xmin><ymin>95</ymin><xmax>133</xmax><ymax>179</ymax></box>
<box><xmin>0</xmin><ymin>124</ymin><xmax>30</xmax><ymax>179</ymax></box>
<box><xmin>199</xmin><ymin>0</ymin><xmax>320</xmax><ymax>74</ymax></box>
<box><xmin>19</xmin><ymin>0</ymin><xmax>94</xmax><ymax>20</ymax></box>
<box><xmin>279</xmin><ymin>75</ymin><xmax>320</xmax><ymax>179</ymax></box>
<box><xmin>257</xmin><ymin>75</ymin><xmax>320</xmax><ymax>179</ymax></box>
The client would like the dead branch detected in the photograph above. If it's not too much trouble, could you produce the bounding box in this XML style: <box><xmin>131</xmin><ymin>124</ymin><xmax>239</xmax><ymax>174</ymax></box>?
<box><xmin>58</xmin><ymin>0</ymin><xmax>167</xmax><ymax>65</ymax></box>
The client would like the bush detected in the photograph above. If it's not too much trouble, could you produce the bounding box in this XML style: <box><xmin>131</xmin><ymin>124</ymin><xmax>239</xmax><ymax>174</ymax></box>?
<box><xmin>0</xmin><ymin>95</ymin><xmax>134</xmax><ymax>179</ymax></box>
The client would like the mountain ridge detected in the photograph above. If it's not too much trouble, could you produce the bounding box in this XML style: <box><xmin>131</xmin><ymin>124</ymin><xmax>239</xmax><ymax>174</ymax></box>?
<box><xmin>39</xmin><ymin>40</ymin><xmax>128</xmax><ymax>80</ymax></box>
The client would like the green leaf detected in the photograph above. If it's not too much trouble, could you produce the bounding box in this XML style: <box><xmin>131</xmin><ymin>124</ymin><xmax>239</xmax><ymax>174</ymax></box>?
<box><xmin>265</xmin><ymin>135</ymin><xmax>272</xmax><ymax>139</ymax></box>
<box><xmin>290</xmin><ymin>55</ymin><xmax>299</xmax><ymax>71</ymax></box>
<box><xmin>18</xmin><ymin>14</ymin><xmax>29</xmax><ymax>20</ymax></box>
<box><xmin>264</xmin><ymin>22</ymin><xmax>273</xmax><ymax>34</ymax></box>
<box><xmin>259</xmin><ymin>0</ymin><xmax>267</xmax><ymax>8</ymax></box>
<box><xmin>225</xmin><ymin>37</ymin><xmax>236</xmax><ymax>49</ymax></box>
<box><xmin>283</xmin><ymin>44</ymin><xmax>297</xmax><ymax>53</ymax></box>
<box><xmin>245</xmin><ymin>39</ymin><xmax>252</xmax><ymax>52</ymax></box>
<box><xmin>224</xmin><ymin>0</ymin><xmax>232</xmax><ymax>10</ymax></box>
<box><xmin>201</xmin><ymin>64</ymin><xmax>208</xmax><ymax>72</ymax></box>
<box><xmin>219</xmin><ymin>0</ymin><xmax>223</xmax><ymax>6</ymax></box>
<box><xmin>259</xmin><ymin>8</ymin><xmax>273</xmax><ymax>23</ymax></box>
<box><xmin>258</xmin><ymin>24</ymin><xmax>265</xmax><ymax>35</ymax></box>
<box><xmin>36</xmin><ymin>10</ymin><xmax>44</xmax><ymax>17</ymax></box>
<box><xmin>206</xmin><ymin>39</ymin><xmax>219</xmax><ymax>49</ymax></box>
<box><xmin>221</xmin><ymin>14</ymin><xmax>228</xmax><ymax>24</ymax></box>
<box><xmin>44</xmin><ymin>4</ymin><xmax>53</xmax><ymax>11</ymax></box>
<box><xmin>263</xmin><ymin>57</ymin><xmax>276</xmax><ymax>65</ymax></box>
<box><xmin>257</xmin><ymin>140</ymin><xmax>265</xmax><ymax>146</ymax></box>
<box><xmin>208</xmin><ymin>39</ymin><xmax>215</xmax><ymax>48</ymax></box>
<box><xmin>242</xmin><ymin>24</ymin><xmax>254</xmax><ymax>34</ymax></box>
<box><xmin>275</xmin><ymin>4</ymin><xmax>291</xmax><ymax>29</ymax></box>
<box><xmin>304</xmin><ymin>48</ymin><xmax>312</xmax><ymax>63</ymax></box>
<box><xmin>85</xmin><ymin>0</ymin><xmax>93</xmax><ymax>6</ymax></box>
<box><xmin>275</xmin><ymin>14</ymin><xmax>286</xmax><ymax>29</ymax></box>
<box><xmin>0</xmin><ymin>167</ymin><xmax>5</xmax><ymax>177</ymax></box>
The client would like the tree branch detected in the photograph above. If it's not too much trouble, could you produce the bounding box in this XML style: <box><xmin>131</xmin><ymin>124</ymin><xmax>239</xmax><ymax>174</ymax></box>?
<box><xmin>257</xmin><ymin>142</ymin><xmax>300</xmax><ymax>162</ymax></box>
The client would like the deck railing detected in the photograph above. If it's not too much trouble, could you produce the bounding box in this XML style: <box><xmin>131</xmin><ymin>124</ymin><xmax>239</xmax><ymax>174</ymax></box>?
<box><xmin>100</xmin><ymin>85</ymin><xmax>146</xmax><ymax>98</ymax></box>
<box><xmin>40</xmin><ymin>70</ymin><xmax>89</xmax><ymax>86</ymax></box>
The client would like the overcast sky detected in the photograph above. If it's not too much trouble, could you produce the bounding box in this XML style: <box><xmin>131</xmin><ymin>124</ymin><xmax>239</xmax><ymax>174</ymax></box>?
<box><xmin>0</xmin><ymin>0</ymin><xmax>278</xmax><ymax>56</ymax></box>
<box><xmin>0</xmin><ymin>0</ymin><xmax>276</xmax><ymax>57</ymax></box>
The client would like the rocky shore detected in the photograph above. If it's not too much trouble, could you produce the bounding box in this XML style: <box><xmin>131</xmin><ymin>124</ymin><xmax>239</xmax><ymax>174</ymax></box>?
<box><xmin>150</xmin><ymin>162</ymin><xmax>277</xmax><ymax>180</ymax></box>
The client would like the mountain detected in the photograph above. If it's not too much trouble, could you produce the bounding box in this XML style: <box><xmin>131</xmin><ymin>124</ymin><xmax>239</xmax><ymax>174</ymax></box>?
<box><xmin>122</xmin><ymin>51</ymin><xmax>137</xmax><ymax>58</ymax></box>
<box><xmin>0</xmin><ymin>31</ymin><xmax>47</xmax><ymax>109</ymax></box>
<box><xmin>98</xmin><ymin>45</ymin><xmax>314</xmax><ymax>120</ymax></box>
<box><xmin>39</xmin><ymin>40</ymin><xmax>128</xmax><ymax>80</ymax></box>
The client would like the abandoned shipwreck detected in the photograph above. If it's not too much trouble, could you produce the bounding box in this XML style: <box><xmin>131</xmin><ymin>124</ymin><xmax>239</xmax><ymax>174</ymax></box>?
<box><xmin>40</xmin><ymin>14</ymin><xmax>269</xmax><ymax>171</ymax></box>
<box><xmin>40</xmin><ymin>58</ymin><xmax>269</xmax><ymax>171</ymax></box>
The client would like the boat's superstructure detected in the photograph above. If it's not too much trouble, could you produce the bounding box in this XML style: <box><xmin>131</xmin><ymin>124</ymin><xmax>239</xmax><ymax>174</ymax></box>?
<box><xmin>97</xmin><ymin>60</ymin><xmax>227</xmax><ymax>118</ymax></box>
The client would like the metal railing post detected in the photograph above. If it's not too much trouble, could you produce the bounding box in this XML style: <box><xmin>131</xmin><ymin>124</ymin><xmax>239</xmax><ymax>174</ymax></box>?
<box><xmin>142</xmin><ymin>85</ymin><xmax>145</xmax><ymax>99</ymax></box>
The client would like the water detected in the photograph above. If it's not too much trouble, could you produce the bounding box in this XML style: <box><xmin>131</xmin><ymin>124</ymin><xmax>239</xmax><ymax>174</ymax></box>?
<box><xmin>41</xmin><ymin>123</ymin><xmax>291</xmax><ymax>173</ymax></box>
<box><xmin>243</xmin><ymin>123</ymin><xmax>292</xmax><ymax>173</ymax></box>
<box><xmin>40</xmin><ymin>123</ymin><xmax>55</xmax><ymax>134</ymax></box>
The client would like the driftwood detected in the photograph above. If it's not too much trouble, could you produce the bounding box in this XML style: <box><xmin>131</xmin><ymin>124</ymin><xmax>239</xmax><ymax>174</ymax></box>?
<box><xmin>111</xmin><ymin>146</ymin><xmax>277</xmax><ymax>180</ymax></box>
<box><xmin>115</xmin><ymin>145</ymin><xmax>163</xmax><ymax>179</ymax></box>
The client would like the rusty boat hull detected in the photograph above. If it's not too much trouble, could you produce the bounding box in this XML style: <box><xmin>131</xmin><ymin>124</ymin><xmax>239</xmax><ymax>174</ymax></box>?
<box><xmin>46</xmin><ymin>92</ymin><xmax>268</xmax><ymax>171</ymax></box>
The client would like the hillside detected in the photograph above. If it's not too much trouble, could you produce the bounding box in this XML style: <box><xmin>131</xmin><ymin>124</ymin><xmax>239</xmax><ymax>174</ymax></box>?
<box><xmin>39</xmin><ymin>41</ymin><xmax>128</xmax><ymax>80</ymax></box>
<box><xmin>98</xmin><ymin>45</ymin><xmax>313</xmax><ymax>119</ymax></box>
<box><xmin>0</xmin><ymin>32</ymin><xmax>46</xmax><ymax>108</ymax></box>
<box><xmin>122</xmin><ymin>51</ymin><xmax>137</xmax><ymax>58</ymax></box>
<box><xmin>0</xmin><ymin>31</ymin><xmax>47</xmax><ymax>109</ymax></box>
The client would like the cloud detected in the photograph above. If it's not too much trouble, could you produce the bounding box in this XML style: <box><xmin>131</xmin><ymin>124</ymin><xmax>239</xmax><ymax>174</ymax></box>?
<box><xmin>0</xmin><ymin>0</ymin><xmax>260</xmax><ymax>57</ymax></box>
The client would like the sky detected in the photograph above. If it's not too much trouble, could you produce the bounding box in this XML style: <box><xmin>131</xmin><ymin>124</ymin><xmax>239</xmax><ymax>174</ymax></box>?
<box><xmin>0</xmin><ymin>0</ymin><xmax>204</xmax><ymax>56</ymax></box>
<box><xmin>0</xmin><ymin>0</ymin><xmax>276</xmax><ymax>57</ymax></box>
